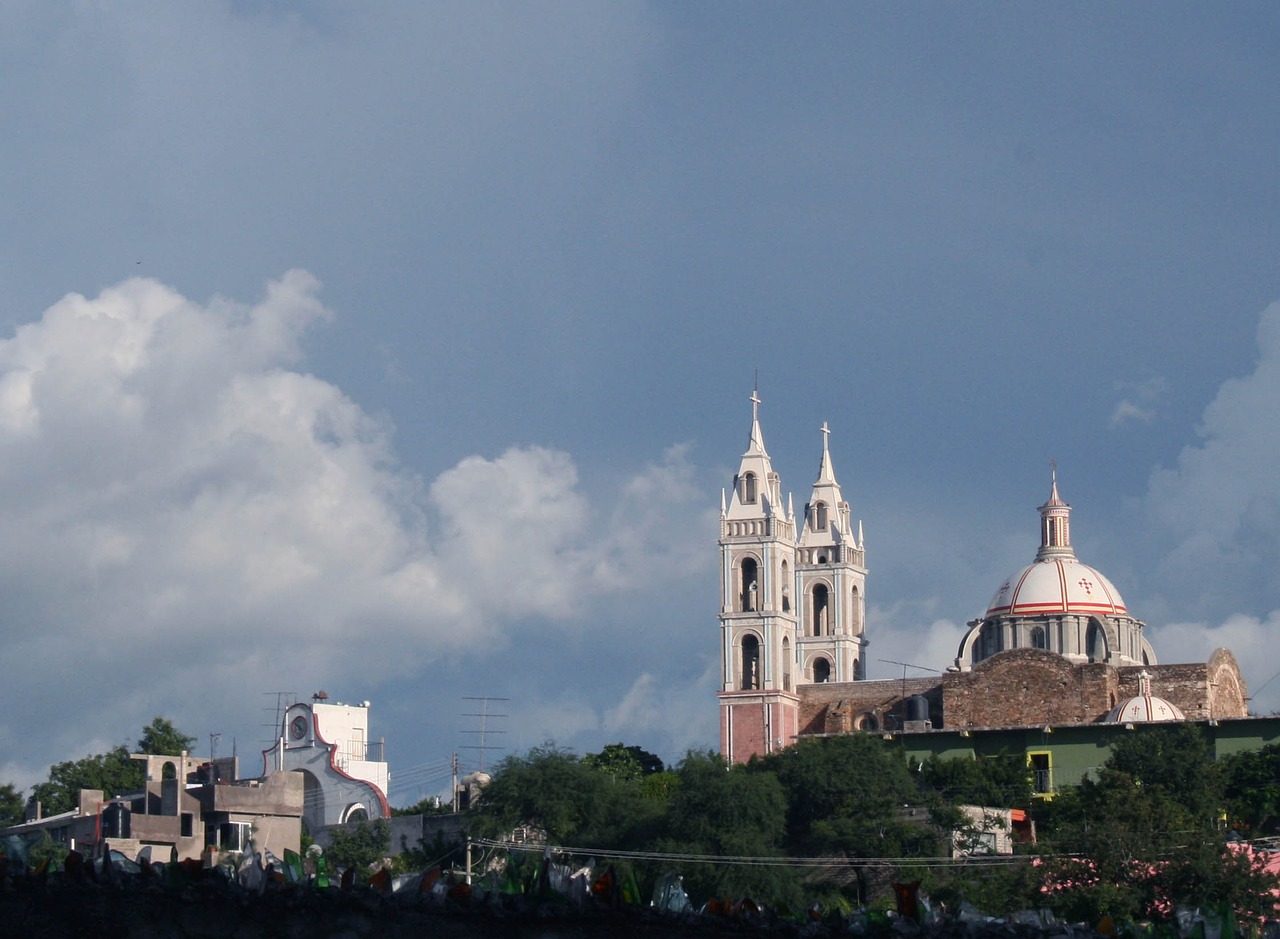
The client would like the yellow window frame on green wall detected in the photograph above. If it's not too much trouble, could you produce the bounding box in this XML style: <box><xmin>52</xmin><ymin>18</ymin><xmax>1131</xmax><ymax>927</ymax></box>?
<box><xmin>1028</xmin><ymin>750</ymin><xmax>1054</xmax><ymax>800</ymax></box>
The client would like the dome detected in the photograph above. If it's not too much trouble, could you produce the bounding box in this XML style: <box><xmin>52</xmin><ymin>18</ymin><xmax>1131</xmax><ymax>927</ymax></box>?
<box><xmin>986</xmin><ymin>556</ymin><xmax>1128</xmax><ymax>619</ymax></box>
<box><xmin>1106</xmin><ymin>671</ymin><xmax>1185</xmax><ymax>723</ymax></box>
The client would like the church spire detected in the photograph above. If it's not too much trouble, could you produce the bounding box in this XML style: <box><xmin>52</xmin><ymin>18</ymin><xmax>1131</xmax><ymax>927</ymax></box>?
<box><xmin>800</xmin><ymin>420</ymin><xmax>853</xmax><ymax>544</ymax></box>
<box><xmin>744</xmin><ymin>387</ymin><xmax>768</xmax><ymax>457</ymax></box>
<box><xmin>816</xmin><ymin>421</ymin><xmax>836</xmax><ymax>484</ymax></box>
<box><xmin>726</xmin><ymin>387</ymin><xmax>781</xmax><ymax>519</ymax></box>
<box><xmin>1036</xmin><ymin>464</ymin><xmax>1074</xmax><ymax>560</ymax></box>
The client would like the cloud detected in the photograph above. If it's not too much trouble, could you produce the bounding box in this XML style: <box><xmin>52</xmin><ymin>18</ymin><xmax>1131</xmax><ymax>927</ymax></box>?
<box><xmin>0</xmin><ymin>272</ymin><xmax>709</xmax><ymax>786</ymax></box>
<box><xmin>1143</xmin><ymin>301</ymin><xmax>1280</xmax><ymax>620</ymax></box>
<box><xmin>1109</xmin><ymin>376</ymin><xmax>1168</xmax><ymax>429</ymax></box>
<box><xmin>602</xmin><ymin>666</ymin><xmax>720</xmax><ymax>760</ymax></box>
<box><xmin>1152</xmin><ymin>612</ymin><xmax>1280</xmax><ymax>715</ymax></box>
<box><xmin>865</xmin><ymin>599</ymin><xmax>969</xmax><ymax>679</ymax></box>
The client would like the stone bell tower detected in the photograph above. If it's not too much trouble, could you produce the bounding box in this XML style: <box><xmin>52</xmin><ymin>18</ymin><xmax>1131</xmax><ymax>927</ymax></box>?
<box><xmin>795</xmin><ymin>422</ymin><xmax>867</xmax><ymax>684</ymax></box>
<box><xmin>718</xmin><ymin>391</ymin><xmax>800</xmax><ymax>763</ymax></box>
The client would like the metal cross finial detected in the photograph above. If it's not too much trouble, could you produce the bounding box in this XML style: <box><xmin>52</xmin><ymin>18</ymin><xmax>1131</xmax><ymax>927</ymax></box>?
<box><xmin>1050</xmin><ymin>458</ymin><xmax>1057</xmax><ymax>483</ymax></box>
<box><xmin>749</xmin><ymin>387</ymin><xmax>761</xmax><ymax>419</ymax></box>
<box><xmin>821</xmin><ymin>421</ymin><xmax>831</xmax><ymax>448</ymax></box>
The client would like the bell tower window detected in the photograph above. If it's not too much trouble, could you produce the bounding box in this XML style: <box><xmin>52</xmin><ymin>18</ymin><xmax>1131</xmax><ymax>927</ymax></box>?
<box><xmin>813</xmin><ymin>657</ymin><xmax>831</xmax><ymax>683</ymax></box>
<box><xmin>741</xmin><ymin>472</ymin><xmax>757</xmax><ymax>504</ymax></box>
<box><xmin>811</xmin><ymin>584</ymin><xmax>829</xmax><ymax>636</ymax></box>
<box><xmin>812</xmin><ymin>501</ymin><xmax>828</xmax><ymax>532</ymax></box>
<box><xmin>740</xmin><ymin>635</ymin><xmax>760</xmax><ymax>690</ymax></box>
<box><xmin>739</xmin><ymin>557</ymin><xmax>759</xmax><ymax>611</ymax></box>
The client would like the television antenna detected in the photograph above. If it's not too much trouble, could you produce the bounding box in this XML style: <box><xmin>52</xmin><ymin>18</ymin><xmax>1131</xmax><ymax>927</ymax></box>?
<box><xmin>460</xmin><ymin>696</ymin><xmax>509</xmax><ymax>772</ymax></box>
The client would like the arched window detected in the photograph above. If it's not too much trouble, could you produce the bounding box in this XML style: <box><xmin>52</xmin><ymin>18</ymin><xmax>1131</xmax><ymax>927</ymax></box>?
<box><xmin>741</xmin><ymin>472</ymin><xmax>757</xmax><ymax>504</ymax></box>
<box><xmin>812</xmin><ymin>501</ymin><xmax>828</xmax><ymax>532</ymax></box>
<box><xmin>850</xmin><ymin>585</ymin><xmax>862</xmax><ymax>633</ymax></box>
<box><xmin>1031</xmin><ymin>626</ymin><xmax>1047</xmax><ymax>649</ymax></box>
<box><xmin>740</xmin><ymin>557</ymin><xmax>759</xmax><ymax>611</ymax></box>
<box><xmin>782</xmin><ymin>637</ymin><xmax>791</xmax><ymax>692</ymax></box>
<box><xmin>813</xmin><ymin>657</ymin><xmax>831</xmax><ymax>683</ymax></box>
<box><xmin>780</xmin><ymin>560</ymin><xmax>791</xmax><ymax>611</ymax></box>
<box><xmin>811</xmin><ymin>584</ymin><xmax>829</xmax><ymax>636</ymax></box>
<box><xmin>161</xmin><ymin>760</ymin><xmax>177</xmax><ymax>781</ymax></box>
<box><xmin>741</xmin><ymin>635</ymin><xmax>761</xmax><ymax>690</ymax></box>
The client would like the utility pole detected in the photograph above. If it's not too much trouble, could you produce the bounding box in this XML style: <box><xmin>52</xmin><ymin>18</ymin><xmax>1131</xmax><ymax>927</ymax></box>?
<box><xmin>451</xmin><ymin>752</ymin><xmax>459</xmax><ymax>814</ymax></box>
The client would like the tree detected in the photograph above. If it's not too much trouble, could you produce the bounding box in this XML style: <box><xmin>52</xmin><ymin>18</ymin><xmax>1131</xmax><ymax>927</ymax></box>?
<box><xmin>470</xmin><ymin>744</ymin><xmax>663</xmax><ymax>848</ymax></box>
<box><xmin>1221</xmin><ymin>742</ymin><xmax>1280</xmax><ymax>835</ymax></box>
<box><xmin>325</xmin><ymin>819</ymin><xmax>390</xmax><ymax>872</ymax></box>
<box><xmin>759</xmin><ymin>735</ymin><xmax>931</xmax><ymax>858</ymax></box>
<box><xmin>136</xmin><ymin>716</ymin><xmax>196</xmax><ymax>757</ymax></box>
<box><xmin>919</xmin><ymin>751</ymin><xmax>1032</xmax><ymax>808</ymax></box>
<box><xmin>656</xmin><ymin>750</ymin><xmax>798</xmax><ymax>905</ymax></box>
<box><xmin>581</xmin><ymin>743</ymin><xmax>664</xmax><ymax>781</ymax></box>
<box><xmin>0</xmin><ymin>783</ymin><xmax>24</xmax><ymax>827</ymax></box>
<box><xmin>1032</xmin><ymin>725</ymin><xmax>1277</xmax><ymax>924</ymax></box>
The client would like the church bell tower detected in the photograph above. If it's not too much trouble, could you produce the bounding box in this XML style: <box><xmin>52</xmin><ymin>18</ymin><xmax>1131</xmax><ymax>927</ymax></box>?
<box><xmin>717</xmin><ymin>391</ymin><xmax>800</xmax><ymax>763</ymax></box>
<box><xmin>795</xmin><ymin>422</ymin><xmax>867</xmax><ymax>684</ymax></box>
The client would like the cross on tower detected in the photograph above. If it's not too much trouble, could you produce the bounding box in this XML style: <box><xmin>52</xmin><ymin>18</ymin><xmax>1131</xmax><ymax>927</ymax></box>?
<box><xmin>821</xmin><ymin>421</ymin><xmax>830</xmax><ymax>448</ymax></box>
<box><xmin>749</xmin><ymin>388</ymin><xmax>761</xmax><ymax>420</ymax></box>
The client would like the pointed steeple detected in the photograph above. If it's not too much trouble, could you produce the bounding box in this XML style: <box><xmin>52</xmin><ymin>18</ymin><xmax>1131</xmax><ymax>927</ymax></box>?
<box><xmin>815</xmin><ymin>421</ymin><xmax>837</xmax><ymax>484</ymax></box>
<box><xmin>799</xmin><ymin>421</ymin><xmax>853</xmax><ymax>545</ymax></box>
<box><xmin>726</xmin><ymin>388</ymin><xmax>781</xmax><ymax>520</ymax></box>
<box><xmin>1035</xmin><ymin>464</ymin><xmax>1074</xmax><ymax>561</ymax></box>
<box><xmin>744</xmin><ymin>387</ymin><xmax>768</xmax><ymax>457</ymax></box>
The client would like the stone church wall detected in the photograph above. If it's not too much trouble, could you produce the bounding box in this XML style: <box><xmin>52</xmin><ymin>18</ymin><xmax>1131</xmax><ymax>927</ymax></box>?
<box><xmin>793</xmin><ymin>647</ymin><xmax>1247</xmax><ymax>741</ymax></box>
<box><xmin>798</xmin><ymin>677</ymin><xmax>941</xmax><ymax>736</ymax></box>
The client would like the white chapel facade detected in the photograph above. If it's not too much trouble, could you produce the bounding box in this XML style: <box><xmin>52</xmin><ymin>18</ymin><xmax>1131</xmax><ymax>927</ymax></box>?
<box><xmin>718</xmin><ymin>393</ymin><xmax>868</xmax><ymax>763</ymax></box>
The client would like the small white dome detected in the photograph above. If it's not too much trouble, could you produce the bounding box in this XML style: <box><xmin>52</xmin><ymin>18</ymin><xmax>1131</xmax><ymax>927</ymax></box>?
<box><xmin>1107</xmin><ymin>694</ymin><xmax>1185</xmax><ymax>723</ymax></box>
<box><xmin>1106</xmin><ymin>670</ymin><xmax>1185</xmax><ymax>723</ymax></box>
<box><xmin>986</xmin><ymin>557</ymin><xmax>1127</xmax><ymax>619</ymax></box>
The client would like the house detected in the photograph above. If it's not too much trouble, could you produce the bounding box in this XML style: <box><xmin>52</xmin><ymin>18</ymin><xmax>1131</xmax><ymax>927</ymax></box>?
<box><xmin>4</xmin><ymin>752</ymin><xmax>303</xmax><ymax>863</ymax></box>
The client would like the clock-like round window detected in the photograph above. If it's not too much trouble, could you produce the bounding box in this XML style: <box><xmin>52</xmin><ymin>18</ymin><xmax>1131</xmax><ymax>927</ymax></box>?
<box><xmin>290</xmin><ymin>716</ymin><xmax>308</xmax><ymax>740</ymax></box>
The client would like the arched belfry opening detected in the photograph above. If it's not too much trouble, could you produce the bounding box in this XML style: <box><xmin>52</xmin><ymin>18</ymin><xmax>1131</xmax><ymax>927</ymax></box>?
<box><xmin>740</xmin><ymin>557</ymin><xmax>759</xmax><ymax>611</ymax></box>
<box><xmin>812</xmin><ymin>501</ymin><xmax>828</xmax><ymax>532</ymax></box>
<box><xmin>740</xmin><ymin>635</ymin><xmax>760</xmax><ymax>690</ymax></box>
<box><xmin>812</xmin><ymin>584</ymin><xmax>829</xmax><ymax>636</ymax></box>
<box><xmin>741</xmin><ymin>472</ymin><xmax>757</xmax><ymax>504</ymax></box>
<box><xmin>780</xmin><ymin>560</ymin><xmax>790</xmax><ymax>611</ymax></box>
<box><xmin>813</xmin><ymin>657</ymin><xmax>831</xmax><ymax>683</ymax></box>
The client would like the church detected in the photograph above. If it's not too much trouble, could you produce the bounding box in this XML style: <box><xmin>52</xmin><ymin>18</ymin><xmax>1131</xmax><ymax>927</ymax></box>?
<box><xmin>717</xmin><ymin>394</ymin><xmax>1252</xmax><ymax>769</ymax></box>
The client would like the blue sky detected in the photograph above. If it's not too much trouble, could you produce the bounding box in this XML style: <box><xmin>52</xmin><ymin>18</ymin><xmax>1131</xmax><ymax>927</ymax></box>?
<box><xmin>2</xmin><ymin>3</ymin><xmax>1279</xmax><ymax>804</ymax></box>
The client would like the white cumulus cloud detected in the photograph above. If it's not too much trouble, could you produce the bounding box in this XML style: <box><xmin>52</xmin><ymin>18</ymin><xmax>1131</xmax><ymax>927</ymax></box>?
<box><xmin>0</xmin><ymin>272</ymin><xmax>709</xmax><ymax>786</ymax></box>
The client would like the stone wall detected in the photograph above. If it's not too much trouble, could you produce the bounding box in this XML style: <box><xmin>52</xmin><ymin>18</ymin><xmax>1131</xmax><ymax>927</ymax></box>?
<box><xmin>797</xmin><ymin>677</ymin><xmax>941</xmax><ymax>736</ymax></box>
<box><xmin>793</xmin><ymin>647</ymin><xmax>1248</xmax><ymax>738</ymax></box>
